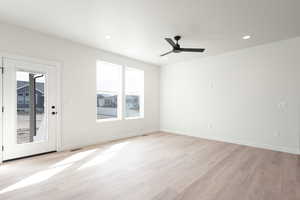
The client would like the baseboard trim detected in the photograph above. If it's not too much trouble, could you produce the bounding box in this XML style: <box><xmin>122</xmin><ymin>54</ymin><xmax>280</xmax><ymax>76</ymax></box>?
<box><xmin>160</xmin><ymin>129</ymin><xmax>300</xmax><ymax>155</ymax></box>
<box><xmin>61</xmin><ymin>130</ymin><xmax>160</xmax><ymax>152</ymax></box>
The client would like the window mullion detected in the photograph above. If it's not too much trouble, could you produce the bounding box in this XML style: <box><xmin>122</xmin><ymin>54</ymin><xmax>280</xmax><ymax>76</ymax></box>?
<box><xmin>125</xmin><ymin>91</ymin><xmax>140</xmax><ymax>96</ymax></box>
<box><xmin>121</xmin><ymin>66</ymin><xmax>126</xmax><ymax>120</ymax></box>
<box><xmin>97</xmin><ymin>90</ymin><xmax>118</xmax><ymax>95</ymax></box>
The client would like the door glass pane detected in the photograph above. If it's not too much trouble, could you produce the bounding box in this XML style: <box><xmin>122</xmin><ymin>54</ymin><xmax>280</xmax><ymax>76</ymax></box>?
<box><xmin>16</xmin><ymin>71</ymin><xmax>47</xmax><ymax>144</ymax></box>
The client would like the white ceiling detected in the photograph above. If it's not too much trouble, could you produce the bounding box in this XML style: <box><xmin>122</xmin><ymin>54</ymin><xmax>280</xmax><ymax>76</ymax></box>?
<box><xmin>0</xmin><ymin>0</ymin><xmax>299</xmax><ymax>66</ymax></box>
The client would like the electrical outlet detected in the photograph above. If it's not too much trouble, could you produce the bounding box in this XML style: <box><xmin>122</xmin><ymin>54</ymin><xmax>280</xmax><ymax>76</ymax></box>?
<box><xmin>278</xmin><ymin>101</ymin><xmax>286</xmax><ymax>109</ymax></box>
<box><xmin>208</xmin><ymin>123</ymin><xmax>213</xmax><ymax>129</ymax></box>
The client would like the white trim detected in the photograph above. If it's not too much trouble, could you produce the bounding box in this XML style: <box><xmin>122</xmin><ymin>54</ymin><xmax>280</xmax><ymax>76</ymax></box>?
<box><xmin>56</xmin><ymin>59</ymin><xmax>62</xmax><ymax>152</ymax></box>
<box><xmin>96</xmin><ymin>90</ymin><xmax>119</xmax><ymax>95</ymax></box>
<box><xmin>161</xmin><ymin>129</ymin><xmax>300</xmax><ymax>155</ymax></box>
<box><xmin>125</xmin><ymin>116</ymin><xmax>144</xmax><ymax>120</ymax></box>
<box><xmin>121</xmin><ymin>64</ymin><xmax>126</xmax><ymax>120</ymax></box>
<box><xmin>96</xmin><ymin>60</ymin><xmax>123</xmax><ymax>122</ymax></box>
<box><xmin>96</xmin><ymin>118</ymin><xmax>121</xmax><ymax>123</ymax></box>
<box><xmin>60</xmin><ymin>130</ymin><xmax>160</xmax><ymax>152</ymax></box>
<box><xmin>298</xmin><ymin>130</ymin><xmax>300</xmax><ymax>155</ymax></box>
<box><xmin>0</xmin><ymin>57</ymin><xmax>3</xmax><ymax>163</ymax></box>
<box><xmin>124</xmin><ymin>66</ymin><xmax>144</xmax><ymax>119</ymax></box>
<box><xmin>0</xmin><ymin>53</ymin><xmax>62</xmax><ymax>163</ymax></box>
<box><xmin>0</xmin><ymin>53</ymin><xmax>61</xmax><ymax>67</ymax></box>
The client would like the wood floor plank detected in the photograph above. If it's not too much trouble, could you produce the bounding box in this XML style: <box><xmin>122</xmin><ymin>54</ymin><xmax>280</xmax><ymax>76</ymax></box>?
<box><xmin>0</xmin><ymin>132</ymin><xmax>299</xmax><ymax>200</ymax></box>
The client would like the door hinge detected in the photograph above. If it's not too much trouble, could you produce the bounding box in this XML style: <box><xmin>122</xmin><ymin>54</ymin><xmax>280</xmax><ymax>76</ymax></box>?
<box><xmin>1</xmin><ymin>146</ymin><xmax>4</xmax><ymax>151</ymax></box>
<box><xmin>1</xmin><ymin>106</ymin><xmax>4</xmax><ymax>113</ymax></box>
<box><xmin>1</xmin><ymin>67</ymin><xmax>4</xmax><ymax>74</ymax></box>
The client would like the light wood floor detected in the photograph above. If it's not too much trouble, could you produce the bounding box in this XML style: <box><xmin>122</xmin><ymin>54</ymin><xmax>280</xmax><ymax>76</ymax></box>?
<box><xmin>0</xmin><ymin>132</ymin><xmax>299</xmax><ymax>200</ymax></box>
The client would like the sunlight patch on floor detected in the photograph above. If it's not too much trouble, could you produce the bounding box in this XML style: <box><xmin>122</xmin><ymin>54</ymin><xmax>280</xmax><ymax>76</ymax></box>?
<box><xmin>78</xmin><ymin>142</ymin><xmax>130</xmax><ymax>170</ymax></box>
<box><xmin>0</xmin><ymin>164</ymin><xmax>71</xmax><ymax>194</ymax></box>
<box><xmin>53</xmin><ymin>149</ymin><xmax>97</xmax><ymax>167</ymax></box>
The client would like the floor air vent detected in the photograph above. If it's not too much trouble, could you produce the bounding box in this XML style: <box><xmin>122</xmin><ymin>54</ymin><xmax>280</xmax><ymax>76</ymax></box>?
<box><xmin>70</xmin><ymin>148</ymin><xmax>82</xmax><ymax>152</ymax></box>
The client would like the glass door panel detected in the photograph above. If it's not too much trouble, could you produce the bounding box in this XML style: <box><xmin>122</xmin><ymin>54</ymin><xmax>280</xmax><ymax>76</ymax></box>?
<box><xmin>16</xmin><ymin>71</ymin><xmax>47</xmax><ymax>144</ymax></box>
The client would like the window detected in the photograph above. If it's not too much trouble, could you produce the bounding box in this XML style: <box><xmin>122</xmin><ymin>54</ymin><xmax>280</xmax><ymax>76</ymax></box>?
<box><xmin>96</xmin><ymin>61</ymin><xmax>122</xmax><ymax>120</ymax></box>
<box><xmin>96</xmin><ymin>61</ymin><xmax>144</xmax><ymax>121</ymax></box>
<box><xmin>17</xmin><ymin>93</ymin><xmax>24</xmax><ymax>104</ymax></box>
<box><xmin>125</xmin><ymin>67</ymin><xmax>144</xmax><ymax>118</ymax></box>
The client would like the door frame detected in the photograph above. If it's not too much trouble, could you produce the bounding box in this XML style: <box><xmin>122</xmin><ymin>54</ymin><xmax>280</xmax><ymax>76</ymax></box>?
<box><xmin>0</xmin><ymin>53</ymin><xmax>62</xmax><ymax>163</ymax></box>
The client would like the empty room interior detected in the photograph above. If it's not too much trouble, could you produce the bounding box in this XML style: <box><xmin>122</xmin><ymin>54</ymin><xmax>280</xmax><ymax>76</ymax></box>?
<box><xmin>0</xmin><ymin>0</ymin><xmax>300</xmax><ymax>199</ymax></box>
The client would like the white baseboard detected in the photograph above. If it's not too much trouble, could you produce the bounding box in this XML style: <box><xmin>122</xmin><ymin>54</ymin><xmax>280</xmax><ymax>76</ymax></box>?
<box><xmin>61</xmin><ymin>129</ymin><xmax>160</xmax><ymax>152</ymax></box>
<box><xmin>160</xmin><ymin>129</ymin><xmax>300</xmax><ymax>155</ymax></box>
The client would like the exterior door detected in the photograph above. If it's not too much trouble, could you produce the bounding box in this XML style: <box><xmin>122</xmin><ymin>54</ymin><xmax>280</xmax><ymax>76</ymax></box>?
<box><xmin>2</xmin><ymin>57</ymin><xmax>58</xmax><ymax>160</ymax></box>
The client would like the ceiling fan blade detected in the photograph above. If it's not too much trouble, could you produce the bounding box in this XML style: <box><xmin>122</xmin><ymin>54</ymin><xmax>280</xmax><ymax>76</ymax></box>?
<box><xmin>160</xmin><ymin>50</ymin><xmax>173</xmax><ymax>57</ymax></box>
<box><xmin>165</xmin><ymin>38</ymin><xmax>176</xmax><ymax>48</ymax></box>
<box><xmin>179</xmin><ymin>48</ymin><xmax>205</xmax><ymax>52</ymax></box>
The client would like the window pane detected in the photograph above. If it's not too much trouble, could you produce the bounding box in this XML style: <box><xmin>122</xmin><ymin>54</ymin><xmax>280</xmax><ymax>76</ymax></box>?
<box><xmin>125</xmin><ymin>95</ymin><xmax>140</xmax><ymax>118</ymax></box>
<box><xmin>16</xmin><ymin>71</ymin><xmax>46</xmax><ymax>144</ymax></box>
<box><xmin>97</xmin><ymin>93</ymin><xmax>118</xmax><ymax>119</ymax></box>
<box><xmin>125</xmin><ymin>67</ymin><xmax>143</xmax><ymax>118</ymax></box>
<box><xmin>97</xmin><ymin>61</ymin><xmax>122</xmax><ymax>92</ymax></box>
<box><xmin>125</xmin><ymin>67</ymin><xmax>144</xmax><ymax>93</ymax></box>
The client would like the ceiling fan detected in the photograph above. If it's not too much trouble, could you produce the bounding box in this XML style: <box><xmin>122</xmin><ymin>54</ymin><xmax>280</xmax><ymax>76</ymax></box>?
<box><xmin>160</xmin><ymin>35</ymin><xmax>205</xmax><ymax>56</ymax></box>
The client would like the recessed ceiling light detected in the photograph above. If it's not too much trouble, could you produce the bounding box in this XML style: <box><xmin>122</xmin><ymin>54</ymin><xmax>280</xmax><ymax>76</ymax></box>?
<box><xmin>105</xmin><ymin>35</ymin><xmax>111</xmax><ymax>39</ymax></box>
<box><xmin>242</xmin><ymin>35</ymin><xmax>251</xmax><ymax>40</ymax></box>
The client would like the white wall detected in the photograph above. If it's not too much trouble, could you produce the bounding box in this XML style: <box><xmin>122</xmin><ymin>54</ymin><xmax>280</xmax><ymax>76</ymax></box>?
<box><xmin>0</xmin><ymin>23</ymin><xmax>160</xmax><ymax>151</ymax></box>
<box><xmin>1</xmin><ymin>22</ymin><xmax>299</xmax><ymax>157</ymax></box>
<box><xmin>161</xmin><ymin>37</ymin><xmax>300</xmax><ymax>154</ymax></box>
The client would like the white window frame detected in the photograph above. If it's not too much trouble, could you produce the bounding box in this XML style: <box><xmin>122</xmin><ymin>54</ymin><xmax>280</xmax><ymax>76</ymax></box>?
<box><xmin>124</xmin><ymin>67</ymin><xmax>144</xmax><ymax>120</ymax></box>
<box><xmin>96</xmin><ymin>61</ymin><xmax>123</xmax><ymax>122</ymax></box>
<box><xmin>96</xmin><ymin>61</ymin><xmax>144</xmax><ymax>122</ymax></box>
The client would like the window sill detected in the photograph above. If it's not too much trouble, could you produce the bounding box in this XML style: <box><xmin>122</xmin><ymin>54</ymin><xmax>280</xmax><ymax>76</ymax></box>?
<box><xmin>125</xmin><ymin>116</ymin><xmax>144</xmax><ymax>120</ymax></box>
<box><xmin>96</xmin><ymin>118</ymin><xmax>121</xmax><ymax>123</ymax></box>
<box><xmin>96</xmin><ymin>116</ymin><xmax>144</xmax><ymax>123</ymax></box>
